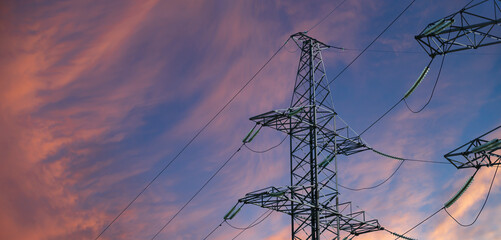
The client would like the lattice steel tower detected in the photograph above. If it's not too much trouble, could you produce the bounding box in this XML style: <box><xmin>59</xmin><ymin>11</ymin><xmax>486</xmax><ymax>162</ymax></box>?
<box><xmin>227</xmin><ymin>33</ymin><xmax>382</xmax><ymax>240</ymax></box>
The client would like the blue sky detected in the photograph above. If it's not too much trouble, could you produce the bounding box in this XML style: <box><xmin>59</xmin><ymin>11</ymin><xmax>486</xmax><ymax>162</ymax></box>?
<box><xmin>0</xmin><ymin>0</ymin><xmax>500</xmax><ymax>239</ymax></box>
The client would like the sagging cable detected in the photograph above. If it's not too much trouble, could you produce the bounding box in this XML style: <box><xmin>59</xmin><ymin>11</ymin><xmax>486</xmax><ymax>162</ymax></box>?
<box><xmin>403</xmin><ymin>65</ymin><xmax>430</xmax><ymax>99</ymax></box>
<box><xmin>444</xmin><ymin>175</ymin><xmax>475</xmax><ymax>208</ymax></box>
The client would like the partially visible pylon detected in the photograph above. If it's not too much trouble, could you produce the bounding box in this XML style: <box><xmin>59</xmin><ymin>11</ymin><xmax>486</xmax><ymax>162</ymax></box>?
<box><xmin>229</xmin><ymin>32</ymin><xmax>382</xmax><ymax>240</ymax></box>
<box><xmin>415</xmin><ymin>0</ymin><xmax>501</xmax><ymax>58</ymax></box>
<box><xmin>445</xmin><ymin>125</ymin><xmax>501</xmax><ymax>169</ymax></box>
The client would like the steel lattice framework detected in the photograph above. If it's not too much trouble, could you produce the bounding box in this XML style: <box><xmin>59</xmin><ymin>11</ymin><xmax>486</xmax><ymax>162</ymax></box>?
<box><xmin>231</xmin><ymin>33</ymin><xmax>382</xmax><ymax>240</ymax></box>
<box><xmin>415</xmin><ymin>0</ymin><xmax>501</xmax><ymax>58</ymax></box>
<box><xmin>445</xmin><ymin>125</ymin><xmax>501</xmax><ymax>169</ymax></box>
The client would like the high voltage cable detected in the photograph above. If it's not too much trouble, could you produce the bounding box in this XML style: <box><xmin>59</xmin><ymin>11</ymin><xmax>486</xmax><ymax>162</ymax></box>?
<box><xmin>243</xmin><ymin>135</ymin><xmax>287</xmax><ymax>153</ymax></box>
<box><xmin>202</xmin><ymin>220</ymin><xmax>225</xmax><ymax>240</ymax></box>
<box><xmin>230</xmin><ymin>210</ymin><xmax>274</xmax><ymax>240</ymax></box>
<box><xmin>330</xmin><ymin>48</ymin><xmax>501</xmax><ymax>55</ymax></box>
<box><xmin>150</xmin><ymin>144</ymin><xmax>244</xmax><ymax>239</ymax></box>
<box><xmin>395</xmin><ymin>207</ymin><xmax>444</xmax><ymax>240</ymax></box>
<box><xmin>327</xmin><ymin>0</ymin><xmax>417</xmax><ymax>85</ymax></box>
<box><xmin>339</xmin><ymin>160</ymin><xmax>405</xmax><ymax>191</ymax></box>
<box><xmin>369</xmin><ymin>148</ymin><xmax>450</xmax><ymax>164</ymax></box>
<box><xmin>445</xmin><ymin>164</ymin><xmax>499</xmax><ymax>227</ymax></box>
<box><xmin>404</xmin><ymin>47</ymin><xmax>446</xmax><ymax>113</ymax></box>
<box><xmin>94</xmin><ymin>38</ymin><xmax>290</xmax><ymax>239</ymax></box>
<box><xmin>226</xmin><ymin>209</ymin><xmax>274</xmax><ymax>231</ymax></box>
<box><xmin>305</xmin><ymin>0</ymin><xmax>349</xmax><ymax>33</ymax></box>
<box><xmin>359</xmin><ymin>99</ymin><xmax>403</xmax><ymax>136</ymax></box>
<box><xmin>359</xmin><ymin>56</ymin><xmax>434</xmax><ymax>136</ymax></box>
<box><xmin>339</xmin><ymin>148</ymin><xmax>449</xmax><ymax>191</ymax></box>
<box><xmin>396</xmin><ymin>165</ymin><xmax>498</xmax><ymax>239</ymax></box>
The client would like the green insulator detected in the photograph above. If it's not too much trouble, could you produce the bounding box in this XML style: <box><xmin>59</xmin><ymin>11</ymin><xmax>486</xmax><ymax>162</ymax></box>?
<box><xmin>242</xmin><ymin>126</ymin><xmax>256</xmax><ymax>143</ymax></box>
<box><xmin>224</xmin><ymin>204</ymin><xmax>238</xmax><ymax>220</ymax></box>
<box><xmin>228</xmin><ymin>205</ymin><xmax>243</xmax><ymax>220</ymax></box>
<box><xmin>404</xmin><ymin>66</ymin><xmax>430</xmax><ymax>99</ymax></box>
<box><xmin>471</xmin><ymin>139</ymin><xmax>500</xmax><ymax>153</ymax></box>
<box><xmin>444</xmin><ymin>175</ymin><xmax>474</xmax><ymax>208</ymax></box>
<box><xmin>288</xmin><ymin>106</ymin><xmax>305</xmax><ymax>117</ymax></box>
<box><xmin>246</xmin><ymin>127</ymin><xmax>261</xmax><ymax>143</ymax></box>
<box><xmin>432</xmin><ymin>19</ymin><xmax>454</xmax><ymax>35</ymax></box>
<box><xmin>319</xmin><ymin>155</ymin><xmax>335</xmax><ymax>169</ymax></box>
<box><xmin>422</xmin><ymin>18</ymin><xmax>446</xmax><ymax>36</ymax></box>
<box><xmin>372</xmin><ymin>149</ymin><xmax>405</xmax><ymax>161</ymax></box>
<box><xmin>269</xmin><ymin>191</ymin><xmax>286</xmax><ymax>197</ymax></box>
<box><xmin>391</xmin><ymin>232</ymin><xmax>417</xmax><ymax>240</ymax></box>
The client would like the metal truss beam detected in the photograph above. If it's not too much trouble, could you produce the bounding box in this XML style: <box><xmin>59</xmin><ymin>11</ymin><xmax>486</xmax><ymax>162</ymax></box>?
<box><xmin>234</xmin><ymin>32</ymin><xmax>381</xmax><ymax>240</ymax></box>
<box><xmin>415</xmin><ymin>0</ymin><xmax>501</xmax><ymax>57</ymax></box>
<box><xmin>445</xmin><ymin>125</ymin><xmax>501</xmax><ymax>169</ymax></box>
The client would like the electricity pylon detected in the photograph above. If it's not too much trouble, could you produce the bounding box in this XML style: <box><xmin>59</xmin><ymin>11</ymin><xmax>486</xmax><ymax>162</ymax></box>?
<box><xmin>415</xmin><ymin>0</ymin><xmax>501</xmax><ymax>58</ymax></box>
<box><xmin>226</xmin><ymin>33</ymin><xmax>381</xmax><ymax>240</ymax></box>
<box><xmin>445</xmin><ymin>125</ymin><xmax>501</xmax><ymax>169</ymax></box>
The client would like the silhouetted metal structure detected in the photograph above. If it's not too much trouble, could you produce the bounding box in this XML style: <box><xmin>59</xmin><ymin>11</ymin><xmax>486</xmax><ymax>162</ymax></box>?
<box><xmin>415</xmin><ymin>0</ymin><xmax>501</xmax><ymax>58</ymax></box>
<box><xmin>228</xmin><ymin>33</ymin><xmax>381</xmax><ymax>240</ymax></box>
<box><xmin>445</xmin><ymin>125</ymin><xmax>501</xmax><ymax>169</ymax></box>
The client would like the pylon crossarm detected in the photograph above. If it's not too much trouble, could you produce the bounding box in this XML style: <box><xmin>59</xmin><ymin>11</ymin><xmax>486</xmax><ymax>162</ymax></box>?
<box><xmin>291</xmin><ymin>32</ymin><xmax>332</xmax><ymax>49</ymax></box>
<box><xmin>415</xmin><ymin>0</ymin><xmax>501</xmax><ymax>57</ymax></box>
<box><xmin>444</xmin><ymin>137</ymin><xmax>501</xmax><ymax>169</ymax></box>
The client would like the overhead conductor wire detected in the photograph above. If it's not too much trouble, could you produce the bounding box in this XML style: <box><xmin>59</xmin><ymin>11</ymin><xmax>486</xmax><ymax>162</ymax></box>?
<box><xmin>244</xmin><ymin>135</ymin><xmax>287</xmax><ymax>153</ymax></box>
<box><xmin>94</xmin><ymin>37</ymin><xmax>291</xmax><ymax>239</ymax></box>
<box><xmin>150</xmin><ymin>144</ymin><xmax>245</xmax><ymax>240</ymax></box>
<box><xmin>404</xmin><ymin>48</ymin><xmax>446</xmax><ymax>113</ymax></box>
<box><xmin>229</xmin><ymin>210</ymin><xmax>274</xmax><ymax>240</ymax></box>
<box><xmin>359</xmin><ymin>56</ymin><xmax>434</xmax><ymax>136</ymax></box>
<box><xmin>202</xmin><ymin>219</ymin><xmax>225</xmax><ymax>240</ymax></box>
<box><xmin>394</xmin><ymin>166</ymin><xmax>492</xmax><ymax>239</ymax></box>
<box><xmin>445</xmin><ymin>164</ymin><xmax>499</xmax><ymax>227</ymax></box>
<box><xmin>327</xmin><ymin>0</ymin><xmax>417</xmax><ymax>85</ymax></box>
<box><xmin>305</xmin><ymin>0</ymin><xmax>349</xmax><ymax>33</ymax></box>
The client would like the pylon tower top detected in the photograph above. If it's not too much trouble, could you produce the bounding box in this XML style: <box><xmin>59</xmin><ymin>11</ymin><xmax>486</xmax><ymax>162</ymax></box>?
<box><xmin>230</xmin><ymin>32</ymin><xmax>382</xmax><ymax>240</ymax></box>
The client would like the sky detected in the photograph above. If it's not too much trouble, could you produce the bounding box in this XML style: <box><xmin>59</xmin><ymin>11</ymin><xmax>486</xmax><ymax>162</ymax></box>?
<box><xmin>0</xmin><ymin>0</ymin><xmax>500</xmax><ymax>239</ymax></box>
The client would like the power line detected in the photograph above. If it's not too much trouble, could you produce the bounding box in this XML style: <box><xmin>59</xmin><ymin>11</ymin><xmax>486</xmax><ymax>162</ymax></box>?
<box><xmin>94</xmin><ymin>38</ymin><xmax>290</xmax><ymax>239</ymax></box>
<box><xmin>339</xmin><ymin>160</ymin><xmax>405</xmax><ymax>191</ymax></box>
<box><xmin>150</xmin><ymin>144</ymin><xmax>244</xmax><ymax>239</ymax></box>
<box><xmin>339</xmin><ymin>147</ymin><xmax>450</xmax><ymax>191</ymax></box>
<box><xmin>202</xmin><ymin>220</ymin><xmax>225</xmax><ymax>240</ymax></box>
<box><xmin>395</xmin><ymin>207</ymin><xmax>444</xmax><ymax>240</ymax></box>
<box><xmin>359</xmin><ymin>55</ymin><xmax>435</xmax><ymax>136</ymax></box>
<box><xmin>305</xmin><ymin>0</ymin><xmax>349</xmax><ymax>33</ymax></box>
<box><xmin>404</xmin><ymin>45</ymin><xmax>446</xmax><ymax>113</ymax></box>
<box><xmin>328</xmin><ymin>0</ymin><xmax>417</xmax><ymax>85</ymax></box>
<box><xmin>370</xmin><ymin>148</ymin><xmax>451</xmax><ymax>164</ymax></box>
<box><xmin>226</xmin><ymin>210</ymin><xmax>273</xmax><ymax>231</ymax></box>
<box><xmin>244</xmin><ymin>136</ymin><xmax>287</xmax><ymax>153</ymax></box>
<box><xmin>229</xmin><ymin>210</ymin><xmax>274</xmax><ymax>240</ymax></box>
<box><xmin>445</xmin><ymin>164</ymin><xmax>499</xmax><ymax>227</ymax></box>
<box><xmin>359</xmin><ymin>99</ymin><xmax>403</xmax><ymax>136</ymax></box>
